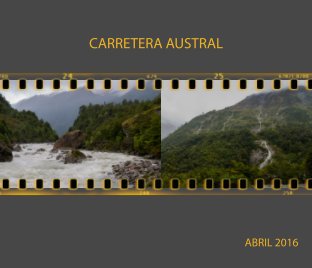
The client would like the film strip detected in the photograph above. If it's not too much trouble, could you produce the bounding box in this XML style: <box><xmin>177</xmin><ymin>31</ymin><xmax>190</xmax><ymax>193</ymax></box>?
<box><xmin>2</xmin><ymin>78</ymin><xmax>312</xmax><ymax>90</ymax></box>
<box><xmin>0</xmin><ymin>76</ymin><xmax>312</xmax><ymax>195</ymax></box>
<box><xmin>1</xmin><ymin>79</ymin><xmax>312</xmax><ymax>91</ymax></box>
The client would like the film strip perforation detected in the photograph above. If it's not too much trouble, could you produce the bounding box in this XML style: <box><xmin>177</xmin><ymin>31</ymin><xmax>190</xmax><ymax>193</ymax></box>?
<box><xmin>69</xmin><ymin>179</ymin><xmax>78</xmax><ymax>190</ymax></box>
<box><xmin>36</xmin><ymin>179</ymin><xmax>44</xmax><ymax>190</ymax></box>
<box><xmin>103</xmin><ymin>179</ymin><xmax>112</xmax><ymax>190</ymax></box>
<box><xmin>238</xmin><ymin>178</ymin><xmax>248</xmax><ymax>190</ymax></box>
<box><xmin>153</xmin><ymin>179</ymin><xmax>163</xmax><ymax>190</ymax></box>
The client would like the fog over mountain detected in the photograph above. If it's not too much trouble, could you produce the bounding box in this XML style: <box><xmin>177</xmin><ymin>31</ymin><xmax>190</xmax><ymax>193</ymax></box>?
<box><xmin>13</xmin><ymin>82</ymin><xmax>159</xmax><ymax>135</ymax></box>
<box><xmin>162</xmin><ymin>87</ymin><xmax>312</xmax><ymax>181</ymax></box>
<box><xmin>161</xmin><ymin>80</ymin><xmax>308</xmax><ymax>139</ymax></box>
<box><xmin>161</xmin><ymin>118</ymin><xmax>179</xmax><ymax>139</ymax></box>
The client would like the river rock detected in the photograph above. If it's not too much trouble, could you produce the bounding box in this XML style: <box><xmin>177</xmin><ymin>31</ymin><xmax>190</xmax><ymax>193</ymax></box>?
<box><xmin>13</xmin><ymin>144</ymin><xmax>22</xmax><ymax>152</ymax></box>
<box><xmin>36</xmin><ymin>148</ymin><xmax>46</xmax><ymax>153</ymax></box>
<box><xmin>53</xmin><ymin>130</ymin><xmax>86</xmax><ymax>151</ymax></box>
<box><xmin>64</xmin><ymin>150</ymin><xmax>87</xmax><ymax>164</ymax></box>
<box><xmin>125</xmin><ymin>160</ymin><xmax>131</xmax><ymax>166</ymax></box>
<box><xmin>0</xmin><ymin>142</ymin><xmax>13</xmax><ymax>162</ymax></box>
<box><xmin>56</xmin><ymin>154</ymin><xmax>64</xmax><ymax>161</ymax></box>
<box><xmin>51</xmin><ymin>148</ymin><xmax>58</xmax><ymax>153</ymax></box>
<box><xmin>112</xmin><ymin>159</ymin><xmax>161</xmax><ymax>185</ymax></box>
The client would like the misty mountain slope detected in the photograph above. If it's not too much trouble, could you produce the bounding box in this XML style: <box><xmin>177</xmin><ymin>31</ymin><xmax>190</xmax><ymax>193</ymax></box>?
<box><xmin>13</xmin><ymin>82</ymin><xmax>159</xmax><ymax>135</ymax></box>
<box><xmin>13</xmin><ymin>89</ymin><xmax>116</xmax><ymax>135</ymax></box>
<box><xmin>161</xmin><ymin>118</ymin><xmax>178</xmax><ymax>139</ymax></box>
<box><xmin>162</xmin><ymin>88</ymin><xmax>312</xmax><ymax>183</ymax></box>
<box><xmin>165</xmin><ymin>88</ymin><xmax>312</xmax><ymax>141</ymax></box>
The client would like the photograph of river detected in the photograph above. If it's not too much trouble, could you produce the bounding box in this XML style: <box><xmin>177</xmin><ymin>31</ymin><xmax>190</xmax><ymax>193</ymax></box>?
<box><xmin>0</xmin><ymin>80</ymin><xmax>160</xmax><ymax>188</ymax></box>
<box><xmin>161</xmin><ymin>80</ymin><xmax>312</xmax><ymax>187</ymax></box>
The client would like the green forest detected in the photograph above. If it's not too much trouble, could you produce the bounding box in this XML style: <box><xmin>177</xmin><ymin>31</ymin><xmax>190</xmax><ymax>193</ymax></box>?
<box><xmin>0</xmin><ymin>94</ymin><xmax>58</xmax><ymax>147</ymax></box>
<box><xmin>162</xmin><ymin>130</ymin><xmax>258</xmax><ymax>187</ymax></box>
<box><xmin>162</xmin><ymin>127</ymin><xmax>312</xmax><ymax>186</ymax></box>
<box><xmin>70</xmin><ymin>96</ymin><xmax>161</xmax><ymax>159</ymax></box>
<box><xmin>162</xmin><ymin>89</ymin><xmax>312</xmax><ymax>187</ymax></box>
<box><xmin>259</xmin><ymin>125</ymin><xmax>312</xmax><ymax>179</ymax></box>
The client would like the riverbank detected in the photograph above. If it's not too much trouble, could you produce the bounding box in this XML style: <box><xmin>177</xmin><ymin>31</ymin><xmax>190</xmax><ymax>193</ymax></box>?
<box><xmin>112</xmin><ymin>159</ymin><xmax>161</xmax><ymax>185</ymax></box>
<box><xmin>0</xmin><ymin>143</ymin><xmax>147</xmax><ymax>188</ymax></box>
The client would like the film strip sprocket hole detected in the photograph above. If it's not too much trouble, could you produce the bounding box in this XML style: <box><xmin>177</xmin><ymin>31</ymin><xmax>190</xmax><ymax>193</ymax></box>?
<box><xmin>0</xmin><ymin>77</ymin><xmax>312</xmax><ymax>194</ymax></box>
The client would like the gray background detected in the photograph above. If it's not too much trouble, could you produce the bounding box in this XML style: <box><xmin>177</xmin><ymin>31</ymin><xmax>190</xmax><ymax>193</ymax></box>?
<box><xmin>0</xmin><ymin>0</ymin><xmax>311</xmax><ymax>73</ymax></box>
<box><xmin>0</xmin><ymin>196</ymin><xmax>308</xmax><ymax>267</ymax></box>
<box><xmin>0</xmin><ymin>0</ymin><xmax>311</xmax><ymax>267</ymax></box>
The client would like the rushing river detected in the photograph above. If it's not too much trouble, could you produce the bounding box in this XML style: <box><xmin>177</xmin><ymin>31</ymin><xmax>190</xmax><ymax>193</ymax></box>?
<box><xmin>0</xmin><ymin>143</ymin><xmax>143</xmax><ymax>188</ymax></box>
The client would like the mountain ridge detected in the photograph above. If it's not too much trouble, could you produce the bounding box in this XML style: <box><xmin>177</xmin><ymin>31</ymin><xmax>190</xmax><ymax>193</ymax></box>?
<box><xmin>13</xmin><ymin>82</ymin><xmax>158</xmax><ymax>135</ymax></box>
<box><xmin>162</xmin><ymin>88</ymin><xmax>312</xmax><ymax>183</ymax></box>
<box><xmin>165</xmin><ymin>87</ymin><xmax>312</xmax><ymax>140</ymax></box>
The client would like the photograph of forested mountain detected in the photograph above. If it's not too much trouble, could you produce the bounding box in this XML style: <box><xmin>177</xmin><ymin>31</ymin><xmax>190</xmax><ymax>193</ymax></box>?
<box><xmin>162</xmin><ymin>80</ymin><xmax>312</xmax><ymax>187</ymax></box>
<box><xmin>0</xmin><ymin>80</ymin><xmax>160</xmax><ymax>188</ymax></box>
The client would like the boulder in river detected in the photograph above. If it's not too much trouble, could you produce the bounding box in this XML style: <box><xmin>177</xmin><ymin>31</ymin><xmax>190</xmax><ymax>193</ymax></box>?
<box><xmin>64</xmin><ymin>150</ymin><xmax>87</xmax><ymax>164</ymax></box>
<box><xmin>56</xmin><ymin>153</ymin><xmax>64</xmax><ymax>161</ymax></box>
<box><xmin>0</xmin><ymin>142</ymin><xmax>13</xmax><ymax>162</ymax></box>
<box><xmin>53</xmin><ymin>130</ymin><xmax>86</xmax><ymax>152</ymax></box>
<box><xmin>13</xmin><ymin>144</ymin><xmax>22</xmax><ymax>152</ymax></box>
<box><xmin>112</xmin><ymin>159</ymin><xmax>161</xmax><ymax>185</ymax></box>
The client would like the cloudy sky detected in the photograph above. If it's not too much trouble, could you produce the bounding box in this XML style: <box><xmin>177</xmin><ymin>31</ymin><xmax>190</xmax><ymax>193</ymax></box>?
<box><xmin>1</xmin><ymin>80</ymin><xmax>136</xmax><ymax>104</ymax></box>
<box><xmin>161</xmin><ymin>80</ymin><xmax>307</xmax><ymax>138</ymax></box>
<box><xmin>1</xmin><ymin>79</ymin><xmax>307</xmax><ymax>139</ymax></box>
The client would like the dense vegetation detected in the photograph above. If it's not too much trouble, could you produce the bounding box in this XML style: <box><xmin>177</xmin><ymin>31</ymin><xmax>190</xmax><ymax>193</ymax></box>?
<box><xmin>70</xmin><ymin>96</ymin><xmax>160</xmax><ymax>158</ymax></box>
<box><xmin>162</xmin><ymin>89</ymin><xmax>312</xmax><ymax>186</ymax></box>
<box><xmin>259</xmin><ymin>125</ymin><xmax>312</xmax><ymax>179</ymax></box>
<box><xmin>162</xmin><ymin>130</ymin><xmax>260</xmax><ymax>186</ymax></box>
<box><xmin>0</xmin><ymin>94</ymin><xmax>58</xmax><ymax>147</ymax></box>
<box><xmin>162</xmin><ymin>126</ymin><xmax>312</xmax><ymax>186</ymax></box>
